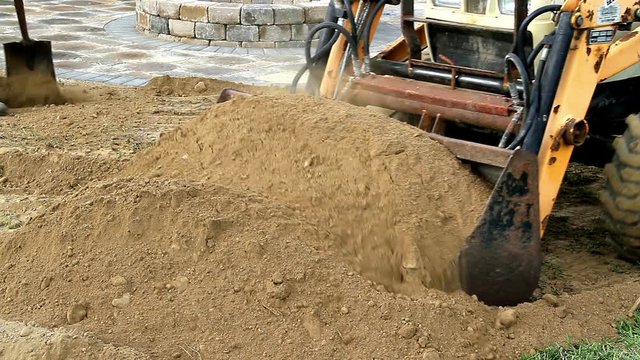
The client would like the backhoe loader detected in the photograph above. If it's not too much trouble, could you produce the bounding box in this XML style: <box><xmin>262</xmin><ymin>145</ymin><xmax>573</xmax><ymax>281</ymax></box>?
<box><xmin>294</xmin><ymin>0</ymin><xmax>640</xmax><ymax>305</ymax></box>
<box><xmin>221</xmin><ymin>0</ymin><xmax>640</xmax><ymax>306</ymax></box>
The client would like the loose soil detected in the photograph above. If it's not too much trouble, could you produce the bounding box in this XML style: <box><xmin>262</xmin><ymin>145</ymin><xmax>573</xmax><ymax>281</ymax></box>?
<box><xmin>123</xmin><ymin>94</ymin><xmax>492</xmax><ymax>293</ymax></box>
<box><xmin>0</xmin><ymin>73</ymin><xmax>66</xmax><ymax>108</ymax></box>
<box><xmin>0</xmin><ymin>76</ymin><xmax>638</xmax><ymax>360</ymax></box>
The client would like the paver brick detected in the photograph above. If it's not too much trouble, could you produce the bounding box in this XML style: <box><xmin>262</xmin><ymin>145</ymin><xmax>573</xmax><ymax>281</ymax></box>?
<box><xmin>259</xmin><ymin>25</ymin><xmax>291</xmax><ymax>41</ymax></box>
<box><xmin>241</xmin><ymin>41</ymin><xmax>276</xmax><ymax>48</ymax></box>
<box><xmin>137</xmin><ymin>11</ymin><xmax>151</xmax><ymax>30</ymax></box>
<box><xmin>157</xmin><ymin>0</ymin><xmax>181</xmax><ymax>19</ymax></box>
<box><xmin>275</xmin><ymin>40</ymin><xmax>306</xmax><ymax>47</ymax></box>
<box><xmin>178</xmin><ymin>37</ymin><xmax>211</xmax><ymax>45</ymax></box>
<box><xmin>180</xmin><ymin>2</ymin><xmax>209</xmax><ymax>21</ymax></box>
<box><xmin>272</xmin><ymin>5</ymin><xmax>304</xmax><ymax>24</ymax></box>
<box><xmin>208</xmin><ymin>3</ymin><xmax>242</xmax><ymax>24</ymax></box>
<box><xmin>140</xmin><ymin>0</ymin><xmax>159</xmax><ymax>15</ymax></box>
<box><xmin>291</xmin><ymin>23</ymin><xmax>309</xmax><ymax>40</ymax></box>
<box><xmin>150</xmin><ymin>15</ymin><xmax>170</xmax><ymax>34</ymax></box>
<box><xmin>298</xmin><ymin>2</ymin><xmax>326</xmax><ymax>23</ymax></box>
<box><xmin>169</xmin><ymin>19</ymin><xmax>195</xmax><ymax>37</ymax></box>
<box><xmin>195</xmin><ymin>22</ymin><xmax>226</xmax><ymax>40</ymax></box>
<box><xmin>226</xmin><ymin>25</ymin><xmax>259</xmax><ymax>41</ymax></box>
<box><xmin>210</xmin><ymin>40</ymin><xmax>241</xmax><ymax>47</ymax></box>
<box><xmin>241</xmin><ymin>4</ymin><xmax>274</xmax><ymax>25</ymax></box>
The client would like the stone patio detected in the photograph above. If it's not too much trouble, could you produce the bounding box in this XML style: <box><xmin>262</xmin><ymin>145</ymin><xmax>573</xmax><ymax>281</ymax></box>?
<box><xmin>0</xmin><ymin>0</ymin><xmax>421</xmax><ymax>87</ymax></box>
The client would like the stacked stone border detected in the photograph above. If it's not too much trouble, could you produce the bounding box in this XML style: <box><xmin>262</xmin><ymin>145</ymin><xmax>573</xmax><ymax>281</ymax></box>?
<box><xmin>135</xmin><ymin>0</ymin><xmax>327</xmax><ymax>48</ymax></box>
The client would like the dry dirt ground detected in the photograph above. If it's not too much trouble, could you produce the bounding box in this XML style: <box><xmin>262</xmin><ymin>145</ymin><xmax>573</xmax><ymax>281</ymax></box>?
<box><xmin>0</xmin><ymin>76</ymin><xmax>638</xmax><ymax>360</ymax></box>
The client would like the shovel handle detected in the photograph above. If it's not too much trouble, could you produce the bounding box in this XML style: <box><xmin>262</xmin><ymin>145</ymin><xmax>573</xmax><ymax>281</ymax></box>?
<box><xmin>13</xmin><ymin>0</ymin><xmax>31</xmax><ymax>43</ymax></box>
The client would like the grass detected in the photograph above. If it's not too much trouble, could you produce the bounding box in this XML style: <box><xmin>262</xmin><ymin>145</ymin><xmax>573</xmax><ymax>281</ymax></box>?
<box><xmin>610</xmin><ymin>263</ymin><xmax>634</xmax><ymax>274</ymax></box>
<box><xmin>521</xmin><ymin>311</ymin><xmax>640</xmax><ymax>360</ymax></box>
<box><xmin>0</xmin><ymin>212</ymin><xmax>22</xmax><ymax>230</ymax></box>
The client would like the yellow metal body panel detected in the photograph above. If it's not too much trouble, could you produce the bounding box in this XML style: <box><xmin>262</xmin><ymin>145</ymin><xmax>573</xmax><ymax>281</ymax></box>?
<box><xmin>599</xmin><ymin>28</ymin><xmax>640</xmax><ymax>81</ymax></box>
<box><xmin>537</xmin><ymin>1</ymin><xmax>640</xmax><ymax>234</ymax></box>
<box><xmin>319</xmin><ymin>1</ymin><xmax>385</xmax><ymax>98</ymax></box>
<box><xmin>318</xmin><ymin>20</ymin><xmax>352</xmax><ymax>97</ymax></box>
<box><xmin>319</xmin><ymin>1</ymin><xmax>360</xmax><ymax>98</ymax></box>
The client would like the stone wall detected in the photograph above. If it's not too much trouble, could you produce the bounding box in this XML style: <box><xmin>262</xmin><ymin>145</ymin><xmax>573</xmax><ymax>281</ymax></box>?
<box><xmin>136</xmin><ymin>0</ymin><xmax>327</xmax><ymax>47</ymax></box>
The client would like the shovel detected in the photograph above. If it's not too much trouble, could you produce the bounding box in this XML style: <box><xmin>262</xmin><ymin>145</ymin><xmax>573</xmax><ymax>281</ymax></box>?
<box><xmin>3</xmin><ymin>0</ymin><xmax>62</xmax><ymax>107</ymax></box>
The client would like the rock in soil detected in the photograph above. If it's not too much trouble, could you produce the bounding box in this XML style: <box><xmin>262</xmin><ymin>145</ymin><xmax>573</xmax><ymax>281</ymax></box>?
<box><xmin>418</xmin><ymin>336</ymin><xmax>430</xmax><ymax>348</ymax></box>
<box><xmin>111</xmin><ymin>275</ymin><xmax>128</xmax><ymax>286</ymax></box>
<box><xmin>398</xmin><ymin>323</ymin><xmax>417</xmax><ymax>339</ymax></box>
<box><xmin>267</xmin><ymin>283</ymin><xmax>291</xmax><ymax>300</ymax></box>
<box><xmin>555</xmin><ymin>306</ymin><xmax>569</xmax><ymax>319</ymax></box>
<box><xmin>66</xmin><ymin>303</ymin><xmax>87</xmax><ymax>325</ymax></box>
<box><xmin>272</xmin><ymin>272</ymin><xmax>284</xmax><ymax>285</ymax></box>
<box><xmin>40</xmin><ymin>276</ymin><xmax>52</xmax><ymax>290</ymax></box>
<box><xmin>19</xmin><ymin>326</ymin><xmax>33</xmax><ymax>337</ymax></box>
<box><xmin>423</xmin><ymin>348</ymin><xmax>441</xmax><ymax>360</ymax></box>
<box><xmin>495</xmin><ymin>309</ymin><xmax>518</xmax><ymax>329</ymax></box>
<box><xmin>112</xmin><ymin>293</ymin><xmax>132</xmax><ymax>308</ymax></box>
<box><xmin>542</xmin><ymin>294</ymin><xmax>560</xmax><ymax>307</ymax></box>
<box><xmin>193</xmin><ymin>81</ymin><xmax>207</xmax><ymax>93</ymax></box>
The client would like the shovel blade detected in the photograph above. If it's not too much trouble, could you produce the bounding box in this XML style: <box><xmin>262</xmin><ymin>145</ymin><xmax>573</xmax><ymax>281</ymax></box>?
<box><xmin>3</xmin><ymin>40</ymin><xmax>62</xmax><ymax>107</ymax></box>
<box><xmin>4</xmin><ymin>40</ymin><xmax>56</xmax><ymax>79</ymax></box>
<box><xmin>458</xmin><ymin>149</ymin><xmax>542</xmax><ymax>306</ymax></box>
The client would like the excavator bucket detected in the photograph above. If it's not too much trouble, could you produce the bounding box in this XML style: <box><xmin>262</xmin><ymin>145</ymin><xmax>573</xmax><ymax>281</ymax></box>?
<box><xmin>458</xmin><ymin>149</ymin><xmax>542</xmax><ymax>306</ymax></box>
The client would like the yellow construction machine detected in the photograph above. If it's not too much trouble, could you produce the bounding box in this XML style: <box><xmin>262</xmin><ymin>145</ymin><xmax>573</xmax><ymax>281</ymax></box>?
<box><xmin>222</xmin><ymin>0</ymin><xmax>640</xmax><ymax>306</ymax></box>
<box><xmin>293</xmin><ymin>0</ymin><xmax>640</xmax><ymax>305</ymax></box>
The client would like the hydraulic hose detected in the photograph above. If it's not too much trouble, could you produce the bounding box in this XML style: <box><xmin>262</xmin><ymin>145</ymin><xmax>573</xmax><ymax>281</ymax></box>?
<box><xmin>344</xmin><ymin>0</ymin><xmax>359</xmax><ymax>44</ymax></box>
<box><xmin>292</xmin><ymin>30</ymin><xmax>341</xmax><ymax>93</ymax></box>
<box><xmin>362</xmin><ymin>0</ymin><xmax>389</xmax><ymax>72</ymax></box>
<box><xmin>527</xmin><ymin>30</ymin><xmax>555</xmax><ymax>73</ymax></box>
<box><xmin>521</xmin><ymin>11</ymin><xmax>573</xmax><ymax>153</ymax></box>
<box><xmin>291</xmin><ymin>0</ymin><xmax>360</xmax><ymax>93</ymax></box>
<box><xmin>527</xmin><ymin>41</ymin><xmax>544</xmax><ymax>69</ymax></box>
<box><xmin>502</xmin><ymin>6</ymin><xmax>561</xmax><ymax>148</ymax></box>
<box><xmin>515</xmin><ymin>4</ymin><xmax>561</xmax><ymax>74</ymax></box>
<box><xmin>505</xmin><ymin>52</ymin><xmax>531</xmax><ymax>106</ymax></box>
<box><xmin>316</xmin><ymin>0</ymin><xmax>339</xmax><ymax>52</ymax></box>
<box><xmin>506</xmin><ymin>47</ymin><xmax>547</xmax><ymax>149</ymax></box>
<box><xmin>500</xmin><ymin>52</ymin><xmax>531</xmax><ymax>148</ymax></box>
<box><xmin>303</xmin><ymin>0</ymin><xmax>341</xmax><ymax>94</ymax></box>
<box><xmin>305</xmin><ymin>26</ymin><xmax>342</xmax><ymax>65</ymax></box>
<box><xmin>291</xmin><ymin>22</ymin><xmax>358</xmax><ymax>92</ymax></box>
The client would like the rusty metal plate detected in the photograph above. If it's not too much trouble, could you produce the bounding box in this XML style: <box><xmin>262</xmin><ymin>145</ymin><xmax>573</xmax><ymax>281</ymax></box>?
<box><xmin>348</xmin><ymin>75</ymin><xmax>514</xmax><ymax>116</ymax></box>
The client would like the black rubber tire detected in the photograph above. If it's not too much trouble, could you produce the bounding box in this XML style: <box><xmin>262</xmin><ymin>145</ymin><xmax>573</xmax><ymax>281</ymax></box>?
<box><xmin>600</xmin><ymin>113</ymin><xmax>640</xmax><ymax>262</ymax></box>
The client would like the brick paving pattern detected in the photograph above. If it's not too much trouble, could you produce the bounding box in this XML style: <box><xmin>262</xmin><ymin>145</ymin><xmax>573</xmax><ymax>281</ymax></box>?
<box><xmin>0</xmin><ymin>0</ymin><xmax>422</xmax><ymax>87</ymax></box>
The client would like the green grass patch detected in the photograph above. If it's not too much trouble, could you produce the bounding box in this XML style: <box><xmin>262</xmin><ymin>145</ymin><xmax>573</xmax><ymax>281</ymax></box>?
<box><xmin>0</xmin><ymin>212</ymin><xmax>21</xmax><ymax>230</ymax></box>
<box><xmin>521</xmin><ymin>311</ymin><xmax>640</xmax><ymax>360</ymax></box>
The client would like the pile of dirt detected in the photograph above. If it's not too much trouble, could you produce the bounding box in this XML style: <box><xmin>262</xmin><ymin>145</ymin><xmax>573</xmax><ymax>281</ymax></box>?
<box><xmin>144</xmin><ymin>75</ymin><xmax>288</xmax><ymax>97</ymax></box>
<box><xmin>0</xmin><ymin>77</ymin><xmax>639</xmax><ymax>359</ymax></box>
<box><xmin>124</xmin><ymin>94</ymin><xmax>493</xmax><ymax>293</ymax></box>
<box><xmin>0</xmin><ymin>77</ymin><xmax>282</xmax><ymax>157</ymax></box>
